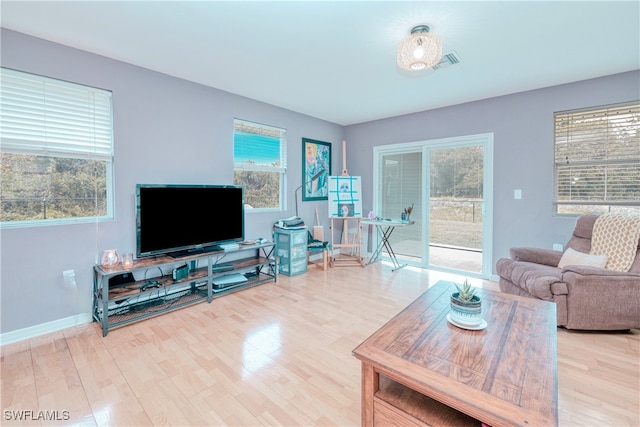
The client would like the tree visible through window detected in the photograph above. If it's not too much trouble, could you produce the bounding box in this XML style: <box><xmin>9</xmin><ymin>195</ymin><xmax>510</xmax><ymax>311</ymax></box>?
<box><xmin>0</xmin><ymin>68</ymin><xmax>114</xmax><ymax>226</ymax></box>
<box><xmin>233</xmin><ymin>119</ymin><xmax>286</xmax><ymax>210</ymax></box>
<box><xmin>554</xmin><ymin>103</ymin><xmax>640</xmax><ymax>215</ymax></box>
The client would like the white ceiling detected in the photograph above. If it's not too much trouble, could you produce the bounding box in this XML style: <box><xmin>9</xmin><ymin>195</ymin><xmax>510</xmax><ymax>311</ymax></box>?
<box><xmin>2</xmin><ymin>1</ymin><xmax>639</xmax><ymax>125</ymax></box>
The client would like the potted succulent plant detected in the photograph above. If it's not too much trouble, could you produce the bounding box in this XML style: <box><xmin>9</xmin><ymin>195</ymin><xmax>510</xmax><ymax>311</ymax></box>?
<box><xmin>449</xmin><ymin>280</ymin><xmax>483</xmax><ymax>327</ymax></box>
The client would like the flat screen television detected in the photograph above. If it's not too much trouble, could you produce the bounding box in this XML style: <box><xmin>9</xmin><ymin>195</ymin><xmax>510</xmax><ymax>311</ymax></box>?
<box><xmin>136</xmin><ymin>184</ymin><xmax>244</xmax><ymax>258</ymax></box>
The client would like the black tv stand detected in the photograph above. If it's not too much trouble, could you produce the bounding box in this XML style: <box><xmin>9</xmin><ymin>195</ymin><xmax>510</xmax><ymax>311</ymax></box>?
<box><xmin>169</xmin><ymin>245</ymin><xmax>222</xmax><ymax>258</ymax></box>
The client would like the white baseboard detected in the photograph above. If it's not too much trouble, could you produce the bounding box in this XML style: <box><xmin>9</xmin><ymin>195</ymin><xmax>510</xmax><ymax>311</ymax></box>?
<box><xmin>0</xmin><ymin>313</ymin><xmax>93</xmax><ymax>346</ymax></box>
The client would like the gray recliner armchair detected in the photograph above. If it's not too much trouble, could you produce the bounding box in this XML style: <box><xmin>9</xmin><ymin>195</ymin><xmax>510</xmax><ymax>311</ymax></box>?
<box><xmin>496</xmin><ymin>214</ymin><xmax>640</xmax><ymax>330</ymax></box>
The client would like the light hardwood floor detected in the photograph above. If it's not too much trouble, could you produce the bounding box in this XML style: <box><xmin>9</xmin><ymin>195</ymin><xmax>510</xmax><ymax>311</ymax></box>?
<box><xmin>1</xmin><ymin>263</ymin><xmax>639</xmax><ymax>426</ymax></box>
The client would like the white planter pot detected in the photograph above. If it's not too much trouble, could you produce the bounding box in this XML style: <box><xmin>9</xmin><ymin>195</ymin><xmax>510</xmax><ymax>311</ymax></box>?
<box><xmin>450</xmin><ymin>293</ymin><xmax>482</xmax><ymax>326</ymax></box>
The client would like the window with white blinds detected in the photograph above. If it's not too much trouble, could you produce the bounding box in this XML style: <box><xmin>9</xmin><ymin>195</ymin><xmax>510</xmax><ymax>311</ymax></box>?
<box><xmin>554</xmin><ymin>103</ymin><xmax>640</xmax><ymax>215</ymax></box>
<box><xmin>233</xmin><ymin>119</ymin><xmax>286</xmax><ymax>211</ymax></box>
<box><xmin>0</xmin><ymin>67</ymin><xmax>114</xmax><ymax>226</ymax></box>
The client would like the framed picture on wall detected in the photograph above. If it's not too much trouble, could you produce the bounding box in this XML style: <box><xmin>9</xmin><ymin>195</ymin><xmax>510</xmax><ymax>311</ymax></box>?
<box><xmin>302</xmin><ymin>138</ymin><xmax>331</xmax><ymax>201</ymax></box>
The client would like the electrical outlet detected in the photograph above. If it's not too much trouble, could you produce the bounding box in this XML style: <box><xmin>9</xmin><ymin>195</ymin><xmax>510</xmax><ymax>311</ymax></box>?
<box><xmin>62</xmin><ymin>269</ymin><xmax>77</xmax><ymax>290</ymax></box>
<box><xmin>514</xmin><ymin>189</ymin><xmax>522</xmax><ymax>199</ymax></box>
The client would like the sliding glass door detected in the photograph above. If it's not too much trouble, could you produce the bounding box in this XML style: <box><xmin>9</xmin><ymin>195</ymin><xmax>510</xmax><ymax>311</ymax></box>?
<box><xmin>379</xmin><ymin>151</ymin><xmax>423</xmax><ymax>261</ymax></box>
<box><xmin>429</xmin><ymin>145</ymin><xmax>484</xmax><ymax>273</ymax></box>
<box><xmin>372</xmin><ymin>134</ymin><xmax>493</xmax><ymax>278</ymax></box>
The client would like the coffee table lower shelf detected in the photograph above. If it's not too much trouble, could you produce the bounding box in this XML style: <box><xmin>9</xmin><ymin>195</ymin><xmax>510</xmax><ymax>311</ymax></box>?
<box><xmin>374</xmin><ymin>375</ymin><xmax>481</xmax><ymax>427</ymax></box>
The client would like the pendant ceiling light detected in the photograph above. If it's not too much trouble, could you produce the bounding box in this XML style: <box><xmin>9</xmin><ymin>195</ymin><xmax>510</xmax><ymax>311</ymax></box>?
<box><xmin>397</xmin><ymin>25</ymin><xmax>443</xmax><ymax>71</ymax></box>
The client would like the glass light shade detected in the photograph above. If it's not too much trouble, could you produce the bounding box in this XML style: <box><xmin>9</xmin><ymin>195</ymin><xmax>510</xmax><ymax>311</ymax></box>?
<box><xmin>397</xmin><ymin>32</ymin><xmax>443</xmax><ymax>71</ymax></box>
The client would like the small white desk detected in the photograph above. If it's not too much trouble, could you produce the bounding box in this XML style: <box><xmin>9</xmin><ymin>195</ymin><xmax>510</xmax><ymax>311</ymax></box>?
<box><xmin>361</xmin><ymin>219</ymin><xmax>415</xmax><ymax>271</ymax></box>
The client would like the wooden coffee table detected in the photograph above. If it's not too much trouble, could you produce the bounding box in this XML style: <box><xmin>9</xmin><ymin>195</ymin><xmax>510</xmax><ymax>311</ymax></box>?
<box><xmin>352</xmin><ymin>280</ymin><xmax>557</xmax><ymax>427</ymax></box>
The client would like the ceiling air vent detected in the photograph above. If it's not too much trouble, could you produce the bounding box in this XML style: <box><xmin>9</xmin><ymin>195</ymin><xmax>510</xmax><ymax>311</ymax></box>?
<box><xmin>432</xmin><ymin>51</ymin><xmax>461</xmax><ymax>70</ymax></box>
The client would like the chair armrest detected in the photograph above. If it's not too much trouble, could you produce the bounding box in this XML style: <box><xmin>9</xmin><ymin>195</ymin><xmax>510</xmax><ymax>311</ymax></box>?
<box><xmin>562</xmin><ymin>265</ymin><xmax>640</xmax><ymax>277</ymax></box>
<box><xmin>561</xmin><ymin>269</ymin><xmax>640</xmax><ymax>330</ymax></box>
<box><xmin>561</xmin><ymin>267</ymin><xmax>640</xmax><ymax>295</ymax></box>
<box><xmin>510</xmin><ymin>247</ymin><xmax>563</xmax><ymax>267</ymax></box>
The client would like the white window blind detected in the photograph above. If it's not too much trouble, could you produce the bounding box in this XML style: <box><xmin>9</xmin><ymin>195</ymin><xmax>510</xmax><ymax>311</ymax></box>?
<box><xmin>233</xmin><ymin>119</ymin><xmax>286</xmax><ymax>172</ymax></box>
<box><xmin>554</xmin><ymin>103</ymin><xmax>640</xmax><ymax>213</ymax></box>
<box><xmin>0</xmin><ymin>68</ymin><xmax>114</xmax><ymax>226</ymax></box>
<box><xmin>0</xmin><ymin>67</ymin><xmax>113</xmax><ymax>161</ymax></box>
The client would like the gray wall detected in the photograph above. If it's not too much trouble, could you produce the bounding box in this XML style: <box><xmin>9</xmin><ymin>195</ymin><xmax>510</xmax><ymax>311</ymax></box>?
<box><xmin>345</xmin><ymin>71</ymin><xmax>639</xmax><ymax>267</ymax></box>
<box><xmin>1</xmin><ymin>28</ymin><xmax>638</xmax><ymax>337</ymax></box>
<box><xmin>0</xmin><ymin>29</ymin><xmax>343</xmax><ymax>335</ymax></box>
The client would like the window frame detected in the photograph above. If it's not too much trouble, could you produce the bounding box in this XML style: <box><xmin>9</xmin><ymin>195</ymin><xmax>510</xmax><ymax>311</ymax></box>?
<box><xmin>233</xmin><ymin>118</ymin><xmax>287</xmax><ymax>212</ymax></box>
<box><xmin>553</xmin><ymin>102</ymin><xmax>640</xmax><ymax>216</ymax></box>
<box><xmin>0</xmin><ymin>67</ymin><xmax>115</xmax><ymax>228</ymax></box>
